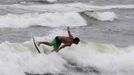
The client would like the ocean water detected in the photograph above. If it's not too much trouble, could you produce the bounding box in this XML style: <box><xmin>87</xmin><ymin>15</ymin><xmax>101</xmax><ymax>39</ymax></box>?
<box><xmin>0</xmin><ymin>0</ymin><xmax>134</xmax><ymax>75</ymax></box>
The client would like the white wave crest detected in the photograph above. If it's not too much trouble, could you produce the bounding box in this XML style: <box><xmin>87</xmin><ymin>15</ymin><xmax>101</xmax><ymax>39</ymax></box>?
<box><xmin>84</xmin><ymin>11</ymin><xmax>118</xmax><ymax>21</ymax></box>
<box><xmin>0</xmin><ymin>12</ymin><xmax>86</xmax><ymax>28</ymax></box>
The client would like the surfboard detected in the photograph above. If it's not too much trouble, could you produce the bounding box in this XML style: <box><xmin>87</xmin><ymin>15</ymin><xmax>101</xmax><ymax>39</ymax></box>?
<box><xmin>32</xmin><ymin>36</ymin><xmax>41</xmax><ymax>53</ymax></box>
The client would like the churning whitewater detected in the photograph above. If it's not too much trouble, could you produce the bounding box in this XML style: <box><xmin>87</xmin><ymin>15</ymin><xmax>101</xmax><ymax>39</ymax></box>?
<box><xmin>0</xmin><ymin>29</ymin><xmax>134</xmax><ymax>75</ymax></box>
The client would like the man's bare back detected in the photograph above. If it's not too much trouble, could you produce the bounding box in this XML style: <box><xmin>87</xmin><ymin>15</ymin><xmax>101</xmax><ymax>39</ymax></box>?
<box><xmin>58</xmin><ymin>36</ymin><xmax>73</xmax><ymax>45</ymax></box>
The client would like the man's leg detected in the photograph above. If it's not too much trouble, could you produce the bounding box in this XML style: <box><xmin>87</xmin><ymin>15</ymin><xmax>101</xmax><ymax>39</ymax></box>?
<box><xmin>38</xmin><ymin>41</ymin><xmax>52</xmax><ymax>46</ymax></box>
<box><xmin>51</xmin><ymin>48</ymin><xmax>58</xmax><ymax>52</ymax></box>
<box><xmin>51</xmin><ymin>49</ymin><xmax>56</xmax><ymax>52</ymax></box>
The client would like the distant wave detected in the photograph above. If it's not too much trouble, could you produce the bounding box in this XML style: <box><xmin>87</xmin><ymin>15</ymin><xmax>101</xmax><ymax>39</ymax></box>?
<box><xmin>0</xmin><ymin>0</ymin><xmax>57</xmax><ymax>4</ymax></box>
<box><xmin>7</xmin><ymin>3</ymin><xmax>134</xmax><ymax>13</ymax></box>
<box><xmin>0</xmin><ymin>11</ymin><xmax>118</xmax><ymax>28</ymax></box>
<box><xmin>0</xmin><ymin>3</ymin><xmax>134</xmax><ymax>27</ymax></box>
<box><xmin>0</xmin><ymin>12</ymin><xmax>86</xmax><ymax>28</ymax></box>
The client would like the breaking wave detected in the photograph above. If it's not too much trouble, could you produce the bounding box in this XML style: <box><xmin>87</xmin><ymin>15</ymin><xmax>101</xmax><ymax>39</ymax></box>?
<box><xmin>0</xmin><ymin>12</ymin><xmax>86</xmax><ymax>28</ymax></box>
<box><xmin>0</xmin><ymin>39</ymin><xmax>134</xmax><ymax>75</ymax></box>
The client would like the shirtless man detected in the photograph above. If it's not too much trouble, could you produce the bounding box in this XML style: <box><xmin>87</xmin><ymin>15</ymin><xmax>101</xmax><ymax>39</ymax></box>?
<box><xmin>38</xmin><ymin>27</ymin><xmax>80</xmax><ymax>52</ymax></box>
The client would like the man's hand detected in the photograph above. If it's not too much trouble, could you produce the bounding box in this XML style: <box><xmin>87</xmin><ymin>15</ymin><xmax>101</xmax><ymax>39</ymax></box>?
<box><xmin>67</xmin><ymin>26</ymin><xmax>70</xmax><ymax>31</ymax></box>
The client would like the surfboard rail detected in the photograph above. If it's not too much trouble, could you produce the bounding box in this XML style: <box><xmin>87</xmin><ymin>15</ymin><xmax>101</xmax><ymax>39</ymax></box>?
<box><xmin>32</xmin><ymin>36</ymin><xmax>41</xmax><ymax>53</ymax></box>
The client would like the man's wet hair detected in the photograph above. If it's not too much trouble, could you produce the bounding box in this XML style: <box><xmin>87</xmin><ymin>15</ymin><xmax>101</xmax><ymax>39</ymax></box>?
<box><xmin>73</xmin><ymin>37</ymin><xmax>80</xmax><ymax>44</ymax></box>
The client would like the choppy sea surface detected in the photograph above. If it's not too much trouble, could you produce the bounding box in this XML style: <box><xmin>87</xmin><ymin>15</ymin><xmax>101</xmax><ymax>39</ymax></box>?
<box><xmin>0</xmin><ymin>0</ymin><xmax>134</xmax><ymax>75</ymax></box>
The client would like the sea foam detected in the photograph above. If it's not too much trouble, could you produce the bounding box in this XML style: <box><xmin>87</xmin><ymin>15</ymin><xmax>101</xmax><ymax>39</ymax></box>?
<box><xmin>84</xmin><ymin>11</ymin><xmax>118</xmax><ymax>21</ymax></box>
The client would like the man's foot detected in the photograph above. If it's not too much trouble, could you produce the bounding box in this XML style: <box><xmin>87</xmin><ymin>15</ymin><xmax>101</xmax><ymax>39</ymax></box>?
<box><xmin>37</xmin><ymin>42</ymin><xmax>40</xmax><ymax>46</ymax></box>
<box><xmin>51</xmin><ymin>49</ymin><xmax>59</xmax><ymax>52</ymax></box>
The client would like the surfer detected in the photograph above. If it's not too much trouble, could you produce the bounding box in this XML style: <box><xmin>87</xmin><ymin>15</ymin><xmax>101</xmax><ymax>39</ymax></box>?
<box><xmin>38</xmin><ymin>27</ymin><xmax>80</xmax><ymax>52</ymax></box>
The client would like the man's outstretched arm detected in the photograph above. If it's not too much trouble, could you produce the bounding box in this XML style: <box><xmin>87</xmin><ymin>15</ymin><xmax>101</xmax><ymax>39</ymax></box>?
<box><xmin>67</xmin><ymin>27</ymin><xmax>73</xmax><ymax>38</ymax></box>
